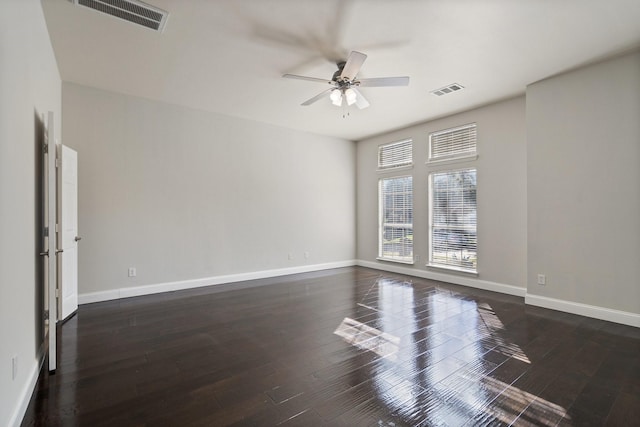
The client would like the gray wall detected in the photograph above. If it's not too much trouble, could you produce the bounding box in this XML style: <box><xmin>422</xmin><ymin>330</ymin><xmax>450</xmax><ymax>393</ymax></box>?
<box><xmin>526</xmin><ymin>51</ymin><xmax>640</xmax><ymax>314</ymax></box>
<box><xmin>62</xmin><ymin>83</ymin><xmax>356</xmax><ymax>297</ymax></box>
<box><xmin>357</xmin><ymin>51</ymin><xmax>640</xmax><ymax>322</ymax></box>
<box><xmin>356</xmin><ymin>97</ymin><xmax>528</xmax><ymax>292</ymax></box>
<box><xmin>0</xmin><ymin>1</ymin><xmax>61</xmax><ymax>425</ymax></box>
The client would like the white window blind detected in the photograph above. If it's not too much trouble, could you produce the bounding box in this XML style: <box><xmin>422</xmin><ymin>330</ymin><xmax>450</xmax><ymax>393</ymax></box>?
<box><xmin>429</xmin><ymin>169</ymin><xmax>477</xmax><ymax>272</ymax></box>
<box><xmin>379</xmin><ymin>176</ymin><xmax>413</xmax><ymax>263</ymax></box>
<box><xmin>429</xmin><ymin>123</ymin><xmax>476</xmax><ymax>161</ymax></box>
<box><xmin>378</xmin><ymin>139</ymin><xmax>412</xmax><ymax>170</ymax></box>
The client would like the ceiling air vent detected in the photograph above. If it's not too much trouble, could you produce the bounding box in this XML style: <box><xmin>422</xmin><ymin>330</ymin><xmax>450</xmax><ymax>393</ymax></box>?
<box><xmin>431</xmin><ymin>83</ymin><xmax>465</xmax><ymax>97</ymax></box>
<box><xmin>73</xmin><ymin>0</ymin><xmax>169</xmax><ymax>32</ymax></box>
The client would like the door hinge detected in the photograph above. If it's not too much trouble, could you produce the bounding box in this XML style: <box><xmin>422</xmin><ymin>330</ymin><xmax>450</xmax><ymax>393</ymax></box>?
<box><xmin>55</xmin><ymin>158</ymin><xmax>61</xmax><ymax>168</ymax></box>
<box><xmin>55</xmin><ymin>288</ymin><xmax>59</xmax><ymax>298</ymax></box>
<box><xmin>43</xmin><ymin>144</ymin><xmax>48</xmax><ymax>154</ymax></box>
<box><xmin>44</xmin><ymin>310</ymin><xmax>49</xmax><ymax>320</ymax></box>
<box><xmin>44</xmin><ymin>226</ymin><xmax>49</xmax><ymax>237</ymax></box>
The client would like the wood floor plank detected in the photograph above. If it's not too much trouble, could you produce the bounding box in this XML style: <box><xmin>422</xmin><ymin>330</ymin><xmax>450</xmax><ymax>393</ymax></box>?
<box><xmin>21</xmin><ymin>267</ymin><xmax>640</xmax><ymax>426</ymax></box>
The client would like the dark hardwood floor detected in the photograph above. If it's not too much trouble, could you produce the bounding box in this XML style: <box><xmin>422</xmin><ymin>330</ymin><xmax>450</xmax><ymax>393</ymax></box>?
<box><xmin>22</xmin><ymin>267</ymin><xmax>640</xmax><ymax>426</ymax></box>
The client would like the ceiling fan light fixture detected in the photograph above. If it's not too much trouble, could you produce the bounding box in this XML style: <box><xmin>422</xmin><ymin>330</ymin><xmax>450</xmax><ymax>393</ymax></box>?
<box><xmin>283</xmin><ymin>50</ymin><xmax>409</xmax><ymax>109</ymax></box>
<box><xmin>344</xmin><ymin>88</ymin><xmax>357</xmax><ymax>105</ymax></box>
<box><xmin>330</xmin><ymin>89</ymin><xmax>343</xmax><ymax>106</ymax></box>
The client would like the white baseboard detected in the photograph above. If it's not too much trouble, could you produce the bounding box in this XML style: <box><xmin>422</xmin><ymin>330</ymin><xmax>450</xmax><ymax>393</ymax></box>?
<box><xmin>77</xmin><ymin>259</ymin><xmax>638</xmax><ymax>328</ymax></box>
<box><xmin>357</xmin><ymin>260</ymin><xmax>527</xmax><ymax>297</ymax></box>
<box><xmin>359</xmin><ymin>260</ymin><xmax>639</xmax><ymax>327</ymax></box>
<box><xmin>9</xmin><ymin>343</ymin><xmax>45</xmax><ymax>427</ymax></box>
<box><xmin>526</xmin><ymin>294</ymin><xmax>640</xmax><ymax>328</ymax></box>
<box><xmin>79</xmin><ymin>260</ymin><xmax>357</xmax><ymax>304</ymax></box>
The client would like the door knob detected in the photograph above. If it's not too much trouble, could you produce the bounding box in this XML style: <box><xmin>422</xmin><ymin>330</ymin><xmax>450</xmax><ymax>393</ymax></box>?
<box><xmin>75</xmin><ymin>236</ymin><xmax>82</xmax><ymax>242</ymax></box>
<box><xmin>39</xmin><ymin>251</ymin><xmax>49</xmax><ymax>257</ymax></box>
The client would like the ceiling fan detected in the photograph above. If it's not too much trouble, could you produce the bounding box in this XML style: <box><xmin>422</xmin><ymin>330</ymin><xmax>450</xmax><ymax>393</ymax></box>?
<box><xmin>283</xmin><ymin>51</ymin><xmax>409</xmax><ymax>109</ymax></box>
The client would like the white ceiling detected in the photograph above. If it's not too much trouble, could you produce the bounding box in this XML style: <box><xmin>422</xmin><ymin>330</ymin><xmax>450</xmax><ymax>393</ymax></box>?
<box><xmin>42</xmin><ymin>0</ymin><xmax>640</xmax><ymax>141</ymax></box>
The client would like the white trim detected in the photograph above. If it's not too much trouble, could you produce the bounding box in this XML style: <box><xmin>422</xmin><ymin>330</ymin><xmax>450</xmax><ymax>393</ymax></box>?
<box><xmin>430</xmin><ymin>122</ymin><xmax>477</xmax><ymax>138</ymax></box>
<box><xmin>10</xmin><ymin>343</ymin><xmax>46</xmax><ymax>427</ymax></box>
<box><xmin>357</xmin><ymin>259</ymin><xmax>526</xmax><ymax>297</ymax></box>
<box><xmin>376</xmin><ymin>257</ymin><xmax>414</xmax><ymax>265</ymax></box>
<box><xmin>427</xmin><ymin>263</ymin><xmax>478</xmax><ymax>276</ymax></box>
<box><xmin>525</xmin><ymin>294</ymin><xmax>640</xmax><ymax>328</ymax></box>
<box><xmin>358</xmin><ymin>260</ymin><xmax>638</xmax><ymax>327</ymax></box>
<box><xmin>378</xmin><ymin>175</ymin><xmax>414</xmax><ymax>265</ymax></box>
<box><xmin>428</xmin><ymin>168</ymin><xmax>478</xmax><ymax>273</ymax></box>
<box><xmin>78</xmin><ymin>260</ymin><xmax>357</xmax><ymax>304</ymax></box>
<box><xmin>425</xmin><ymin>154</ymin><xmax>478</xmax><ymax>166</ymax></box>
<box><xmin>377</xmin><ymin>138</ymin><xmax>413</xmax><ymax>170</ymax></box>
<box><xmin>376</xmin><ymin>163</ymin><xmax>414</xmax><ymax>173</ymax></box>
<box><xmin>428</xmin><ymin>122</ymin><xmax>477</xmax><ymax>162</ymax></box>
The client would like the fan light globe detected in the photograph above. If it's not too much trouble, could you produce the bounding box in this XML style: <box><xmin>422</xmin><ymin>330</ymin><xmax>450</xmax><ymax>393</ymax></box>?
<box><xmin>330</xmin><ymin>89</ymin><xmax>342</xmax><ymax>106</ymax></box>
<box><xmin>344</xmin><ymin>88</ymin><xmax>357</xmax><ymax>105</ymax></box>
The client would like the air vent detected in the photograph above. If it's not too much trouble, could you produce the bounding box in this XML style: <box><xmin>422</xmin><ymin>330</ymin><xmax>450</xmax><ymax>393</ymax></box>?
<box><xmin>431</xmin><ymin>83</ymin><xmax>465</xmax><ymax>97</ymax></box>
<box><xmin>74</xmin><ymin>0</ymin><xmax>169</xmax><ymax>32</ymax></box>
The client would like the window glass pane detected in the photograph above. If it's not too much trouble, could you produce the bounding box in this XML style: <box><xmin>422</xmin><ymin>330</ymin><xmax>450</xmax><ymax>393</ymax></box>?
<box><xmin>379</xmin><ymin>176</ymin><xmax>413</xmax><ymax>262</ymax></box>
<box><xmin>430</xmin><ymin>169</ymin><xmax>477</xmax><ymax>272</ymax></box>
<box><xmin>379</xmin><ymin>139</ymin><xmax>412</xmax><ymax>169</ymax></box>
<box><xmin>429</xmin><ymin>123</ymin><xmax>476</xmax><ymax>161</ymax></box>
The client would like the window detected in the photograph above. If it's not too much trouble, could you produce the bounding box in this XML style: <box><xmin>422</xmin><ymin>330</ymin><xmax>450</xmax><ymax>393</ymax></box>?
<box><xmin>379</xmin><ymin>176</ymin><xmax>413</xmax><ymax>263</ymax></box>
<box><xmin>429</xmin><ymin>169</ymin><xmax>477</xmax><ymax>272</ymax></box>
<box><xmin>429</xmin><ymin>123</ymin><xmax>476</xmax><ymax>162</ymax></box>
<box><xmin>378</xmin><ymin>139</ymin><xmax>412</xmax><ymax>170</ymax></box>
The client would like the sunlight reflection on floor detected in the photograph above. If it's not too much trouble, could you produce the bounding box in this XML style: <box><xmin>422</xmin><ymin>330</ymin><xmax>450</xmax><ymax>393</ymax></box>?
<box><xmin>335</xmin><ymin>276</ymin><xmax>569</xmax><ymax>425</ymax></box>
<box><xmin>334</xmin><ymin>317</ymin><xmax>400</xmax><ymax>361</ymax></box>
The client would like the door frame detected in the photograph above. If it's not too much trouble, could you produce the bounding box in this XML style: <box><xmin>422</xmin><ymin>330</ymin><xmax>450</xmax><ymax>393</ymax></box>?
<box><xmin>45</xmin><ymin>111</ymin><xmax>58</xmax><ymax>373</ymax></box>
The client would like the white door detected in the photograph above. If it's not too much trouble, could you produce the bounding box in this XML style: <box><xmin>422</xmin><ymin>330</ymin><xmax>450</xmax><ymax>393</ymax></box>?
<box><xmin>46</xmin><ymin>111</ymin><xmax>57</xmax><ymax>372</ymax></box>
<box><xmin>58</xmin><ymin>144</ymin><xmax>79</xmax><ymax>320</ymax></box>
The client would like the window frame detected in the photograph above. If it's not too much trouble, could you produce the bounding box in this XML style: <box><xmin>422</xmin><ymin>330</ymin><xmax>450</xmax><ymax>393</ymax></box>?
<box><xmin>378</xmin><ymin>175</ymin><xmax>414</xmax><ymax>264</ymax></box>
<box><xmin>428</xmin><ymin>123</ymin><xmax>477</xmax><ymax>164</ymax></box>
<box><xmin>427</xmin><ymin>167</ymin><xmax>478</xmax><ymax>274</ymax></box>
<box><xmin>378</xmin><ymin>139</ymin><xmax>413</xmax><ymax>171</ymax></box>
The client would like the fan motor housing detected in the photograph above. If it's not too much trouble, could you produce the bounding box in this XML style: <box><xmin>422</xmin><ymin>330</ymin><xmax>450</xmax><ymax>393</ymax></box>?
<box><xmin>332</xmin><ymin>61</ymin><xmax>347</xmax><ymax>83</ymax></box>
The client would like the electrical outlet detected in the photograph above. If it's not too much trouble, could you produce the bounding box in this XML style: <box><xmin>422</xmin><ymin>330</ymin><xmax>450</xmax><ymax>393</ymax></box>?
<box><xmin>288</xmin><ymin>253</ymin><xmax>293</xmax><ymax>260</ymax></box>
<box><xmin>414</xmin><ymin>254</ymin><xmax>420</xmax><ymax>262</ymax></box>
<box><xmin>537</xmin><ymin>274</ymin><xmax>546</xmax><ymax>285</ymax></box>
<box><xmin>11</xmin><ymin>355</ymin><xmax>18</xmax><ymax>380</ymax></box>
<box><xmin>304</xmin><ymin>251</ymin><xmax>309</xmax><ymax>259</ymax></box>
<box><xmin>128</xmin><ymin>267</ymin><xmax>136</xmax><ymax>277</ymax></box>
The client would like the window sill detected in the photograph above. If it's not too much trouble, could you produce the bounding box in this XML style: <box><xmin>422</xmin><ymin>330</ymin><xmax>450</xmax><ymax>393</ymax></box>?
<box><xmin>377</xmin><ymin>257</ymin><xmax>414</xmax><ymax>265</ymax></box>
<box><xmin>377</xmin><ymin>163</ymin><xmax>414</xmax><ymax>174</ymax></box>
<box><xmin>426</xmin><ymin>154</ymin><xmax>478</xmax><ymax>167</ymax></box>
<box><xmin>426</xmin><ymin>263</ymin><xmax>478</xmax><ymax>276</ymax></box>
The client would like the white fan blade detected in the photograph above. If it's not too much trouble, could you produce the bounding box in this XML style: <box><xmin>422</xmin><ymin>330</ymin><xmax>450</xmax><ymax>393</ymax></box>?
<box><xmin>283</xmin><ymin>74</ymin><xmax>333</xmax><ymax>85</ymax></box>
<box><xmin>340</xmin><ymin>51</ymin><xmax>367</xmax><ymax>80</ymax></box>
<box><xmin>352</xmin><ymin>87</ymin><xmax>370</xmax><ymax>109</ymax></box>
<box><xmin>301</xmin><ymin>88</ymin><xmax>333</xmax><ymax>106</ymax></box>
<box><xmin>356</xmin><ymin>76</ymin><xmax>410</xmax><ymax>87</ymax></box>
